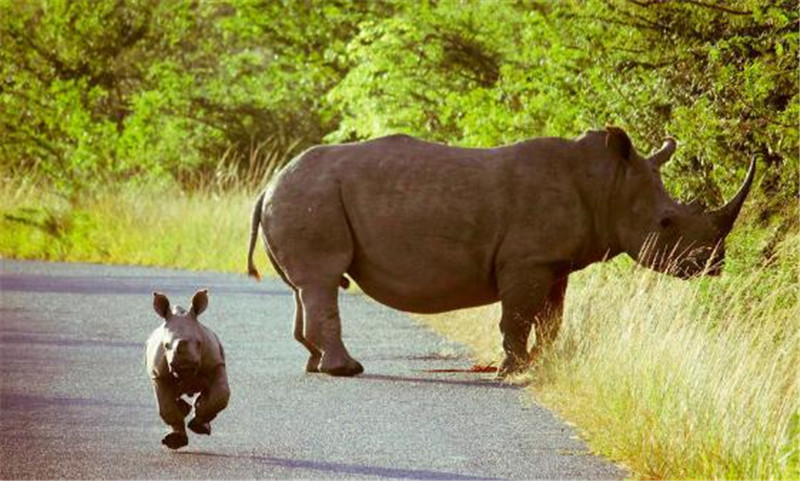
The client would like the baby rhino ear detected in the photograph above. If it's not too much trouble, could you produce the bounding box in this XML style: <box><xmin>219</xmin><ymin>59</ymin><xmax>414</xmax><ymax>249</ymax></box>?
<box><xmin>191</xmin><ymin>289</ymin><xmax>209</xmax><ymax>317</ymax></box>
<box><xmin>153</xmin><ymin>292</ymin><xmax>171</xmax><ymax>319</ymax></box>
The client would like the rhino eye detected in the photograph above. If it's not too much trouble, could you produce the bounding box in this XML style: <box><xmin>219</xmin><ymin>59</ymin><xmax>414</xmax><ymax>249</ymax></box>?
<box><xmin>659</xmin><ymin>217</ymin><xmax>674</xmax><ymax>229</ymax></box>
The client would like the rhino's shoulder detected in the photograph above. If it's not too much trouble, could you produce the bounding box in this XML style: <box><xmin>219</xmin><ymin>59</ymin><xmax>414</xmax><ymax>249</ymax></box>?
<box><xmin>200</xmin><ymin>324</ymin><xmax>225</xmax><ymax>366</ymax></box>
<box><xmin>144</xmin><ymin>326</ymin><xmax>167</xmax><ymax>379</ymax></box>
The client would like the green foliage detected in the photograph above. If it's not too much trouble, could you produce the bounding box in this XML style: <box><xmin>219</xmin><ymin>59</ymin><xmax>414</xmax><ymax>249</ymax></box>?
<box><xmin>2</xmin><ymin>0</ymin><xmax>796</xmax><ymax>207</ymax></box>
<box><xmin>0</xmin><ymin>0</ymin><xmax>393</xmax><ymax>194</ymax></box>
<box><xmin>329</xmin><ymin>0</ymin><xmax>798</xmax><ymax>210</ymax></box>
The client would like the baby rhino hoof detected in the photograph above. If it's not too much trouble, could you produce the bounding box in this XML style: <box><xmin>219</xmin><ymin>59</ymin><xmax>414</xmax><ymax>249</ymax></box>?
<box><xmin>188</xmin><ymin>418</ymin><xmax>211</xmax><ymax>435</ymax></box>
<box><xmin>162</xmin><ymin>431</ymin><xmax>188</xmax><ymax>450</ymax></box>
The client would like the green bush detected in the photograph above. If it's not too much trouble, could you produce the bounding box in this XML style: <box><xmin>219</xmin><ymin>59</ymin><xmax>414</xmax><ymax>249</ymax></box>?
<box><xmin>1</xmin><ymin>0</ymin><xmax>796</xmax><ymax>208</ymax></box>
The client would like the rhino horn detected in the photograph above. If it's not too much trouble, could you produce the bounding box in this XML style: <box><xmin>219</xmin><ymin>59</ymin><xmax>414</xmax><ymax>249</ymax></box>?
<box><xmin>648</xmin><ymin>138</ymin><xmax>677</xmax><ymax>168</ymax></box>
<box><xmin>711</xmin><ymin>156</ymin><xmax>756</xmax><ymax>236</ymax></box>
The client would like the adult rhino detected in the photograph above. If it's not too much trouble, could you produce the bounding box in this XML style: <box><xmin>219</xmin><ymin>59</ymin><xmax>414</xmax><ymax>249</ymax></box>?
<box><xmin>247</xmin><ymin>127</ymin><xmax>755</xmax><ymax>377</ymax></box>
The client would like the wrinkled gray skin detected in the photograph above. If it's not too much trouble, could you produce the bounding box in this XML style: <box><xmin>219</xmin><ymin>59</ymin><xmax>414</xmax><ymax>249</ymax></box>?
<box><xmin>247</xmin><ymin>127</ymin><xmax>755</xmax><ymax>377</ymax></box>
<box><xmin>145</xmin><ymin>289</ymin><xmax>230</xmax><ymax>450</ymax></box>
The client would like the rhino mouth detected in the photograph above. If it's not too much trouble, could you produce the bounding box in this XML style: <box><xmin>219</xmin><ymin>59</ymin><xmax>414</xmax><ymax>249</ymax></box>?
<box><xmin>170</xmin><ymin>365</ymin><xmax>199</xmax><ymax>380</ymax></box>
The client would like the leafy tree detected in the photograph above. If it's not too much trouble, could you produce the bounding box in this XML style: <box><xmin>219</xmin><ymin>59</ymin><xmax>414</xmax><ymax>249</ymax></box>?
<box><xmin>1</xmin><ymin>0</ymin><xmax>796</xmax><ymax>209</ymax></box>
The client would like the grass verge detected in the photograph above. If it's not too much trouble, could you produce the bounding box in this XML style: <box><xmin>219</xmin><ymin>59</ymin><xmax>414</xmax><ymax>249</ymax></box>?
<box><xmin>0</xmin><ymin>177</ymin><xmax>270</xmax><ymax>275</ymax></box>
<box><xmin>419</xmin><ymin>221</ymin><xmax>799</xmax><ymax>479</ymax></box>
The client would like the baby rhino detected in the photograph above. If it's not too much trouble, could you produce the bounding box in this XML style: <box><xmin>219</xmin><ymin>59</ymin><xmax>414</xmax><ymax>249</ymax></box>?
<box><xmin>145</xmin><ymin>289</ymin><xmax>230</xmax><ymax>450</ymax></box>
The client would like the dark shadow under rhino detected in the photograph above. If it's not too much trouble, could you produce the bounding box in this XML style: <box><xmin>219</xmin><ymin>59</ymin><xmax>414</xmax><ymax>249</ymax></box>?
<box><xmin>247</xmin><ymin>127</ymin><xmax>755</xmax><ymax>377</ymax></box>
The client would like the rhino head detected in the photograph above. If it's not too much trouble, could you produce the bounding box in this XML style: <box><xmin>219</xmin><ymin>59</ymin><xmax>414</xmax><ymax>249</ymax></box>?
<box><xmin>606</xmin><ymin>127</ymin><xmax>755</xmax><ymax>278</ymax></box>
<box><xmin>153</xmin><ymin>289</ymin><xmax>209</xmax><ymax>379</ymax></box>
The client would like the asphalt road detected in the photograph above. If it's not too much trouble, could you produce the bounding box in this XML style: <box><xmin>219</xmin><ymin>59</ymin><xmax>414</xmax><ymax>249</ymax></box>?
<box><xmin>0</xmin><ymin>260</ymin><xmax>625</xmax><ymax>479</ymax></box>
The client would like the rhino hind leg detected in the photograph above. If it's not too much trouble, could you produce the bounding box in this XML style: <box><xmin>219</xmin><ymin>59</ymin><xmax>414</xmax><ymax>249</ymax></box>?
<box><xmin>497</xmin><ymin>267</ymin><xmax>555</xmax><ymax>376</ymax></box>
<box><xmin>265</xmin><ymin>189</ymin><xmax>362</xmax><ymax>376</ymax></box>
<box><xmin>267</xmin><ymin>250</ymin><xmax>323</xmax><ymax>371</ymax></box>
<box><xmin>293</xmin><ymin>290</ymin><xmax>322</xmax><ymax>372</ymax></box>
<box><xmin>299</xmin><ymin>284</ymin><xmax>363</xmax><ymax>377</ymax></box>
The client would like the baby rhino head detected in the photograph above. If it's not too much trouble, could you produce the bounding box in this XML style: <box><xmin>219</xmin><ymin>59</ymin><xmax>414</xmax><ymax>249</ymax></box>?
<box><xmin>153</xmin><ymin>289</ymin><xmax>209</xmax><ymax>380</ymax></box>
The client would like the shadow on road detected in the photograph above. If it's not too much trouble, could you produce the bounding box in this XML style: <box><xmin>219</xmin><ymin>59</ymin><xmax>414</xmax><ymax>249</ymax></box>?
<box><xmin>176</xmin><ymin>451</ymin><xmax>505</xmax><ymax>480</ymax></box>
<box><xmin>0</xmin><ymin>273</ymin><xmax>285</xmax><ymax>296</ymax></box>
<box><xmin>0</xmin><ymin>393</ymin><xmax>149</xmax><ymax>411</ymax></box>
<box><xmin>356</xmin><ymin>373</ymin><xmax>519</xmax><ymax>390</ymax></box>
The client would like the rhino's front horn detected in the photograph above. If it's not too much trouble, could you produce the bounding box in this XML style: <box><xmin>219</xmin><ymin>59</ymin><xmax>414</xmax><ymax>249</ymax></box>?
<box><xmin>648</xmin><ymin>138</ymin><xmax>677</xmax><ymax>168</ymax></box>
<box><xmin>712</xmin><ymin>156</ymin><xmax>756</xmax><ymax>236</ymax></box>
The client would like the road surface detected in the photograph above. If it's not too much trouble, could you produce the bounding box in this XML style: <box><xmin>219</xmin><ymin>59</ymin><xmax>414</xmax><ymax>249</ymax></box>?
<box><xmin>0</xmin><ymin>260</ymin><xmax>624</xmax><ymax>479</ymax></box>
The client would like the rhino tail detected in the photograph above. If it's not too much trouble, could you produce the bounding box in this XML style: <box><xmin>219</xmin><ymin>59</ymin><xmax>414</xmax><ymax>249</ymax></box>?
<box><xmin>247</xmin><ymin>190</ymin><xmax>266</xmax><ymax>282</ymax></box>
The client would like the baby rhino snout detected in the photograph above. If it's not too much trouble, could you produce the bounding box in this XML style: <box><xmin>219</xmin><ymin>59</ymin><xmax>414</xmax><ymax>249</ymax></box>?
<box><xmin>167</xmin><ymin>340</ymin><xmax>201</xmax><ymax>378</ymax></box>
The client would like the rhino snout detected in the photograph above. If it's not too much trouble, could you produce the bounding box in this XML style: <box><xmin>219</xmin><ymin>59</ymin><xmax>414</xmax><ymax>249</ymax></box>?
<box><xmin>169</xmin><ymin>362</ymin><xmax>199</xmax><ymax>380</ymax></box>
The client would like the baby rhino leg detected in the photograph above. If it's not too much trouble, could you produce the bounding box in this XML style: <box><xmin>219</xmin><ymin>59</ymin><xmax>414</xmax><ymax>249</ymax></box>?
<box><xmin>189</xmin><ymin>367</ymin><xmax>230</xmax><ymax>435</ymax></box>
<box><xmin>153</xmin><ymin>379</ymin><xmax>189</xmax><ymax>449</ymax></box>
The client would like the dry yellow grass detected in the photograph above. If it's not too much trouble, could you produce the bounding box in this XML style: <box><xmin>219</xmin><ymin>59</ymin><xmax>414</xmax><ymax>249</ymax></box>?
<box><xmin>418</xmin><ymin>234</ymin><xmax>799</xmax><ymax>480</ymax></box>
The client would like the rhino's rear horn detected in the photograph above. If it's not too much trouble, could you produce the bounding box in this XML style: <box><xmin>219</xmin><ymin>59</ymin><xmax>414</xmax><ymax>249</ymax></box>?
<box><xmin>648</xmin><ymin>138</ymin><xmax>677</xmax><ymax>168</ymax></box>
<box><xmin>712</xmin><ymin>156</ymin><xmax>756</xmax><ymax>236</ymax></box>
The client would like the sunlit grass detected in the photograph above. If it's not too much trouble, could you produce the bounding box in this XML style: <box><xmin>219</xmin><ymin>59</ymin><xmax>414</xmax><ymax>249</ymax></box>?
<box><xmin>0</xmin><ymin>177</ymin><xmax>271</xmax><ymax>275</ymax></box>
<box><xmin>419</xmin><ymin>230</ymin><xmax>799</xmax><ymax>480</ymax></box>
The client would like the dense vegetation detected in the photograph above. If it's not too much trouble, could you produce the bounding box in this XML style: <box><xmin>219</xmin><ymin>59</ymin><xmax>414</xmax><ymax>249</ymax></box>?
<box><xmin>2</xmin><ymin>0</ymin><xmax>797</xmax><ymax>206</ymax></box>
<box><xmin>1</xmin><ymin>1</ymin><xmax>797</xmax><ymax>479</ymax></box>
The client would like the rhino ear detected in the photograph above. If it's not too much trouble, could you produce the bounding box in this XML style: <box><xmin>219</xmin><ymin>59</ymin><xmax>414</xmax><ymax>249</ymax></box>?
<box><xmin>605</xmin><ymin>126</ymin><xmax>633</xmax><ymax>161</ymax></box>
<box><xmin>153</xmin><ymin>292</ymin><xmax>170</xmax><ymax>319</ymax></box>
<box><xmin>190</xmin><ymin>289</ymin><xmax>209</xmax><ymax>317</ymax></box>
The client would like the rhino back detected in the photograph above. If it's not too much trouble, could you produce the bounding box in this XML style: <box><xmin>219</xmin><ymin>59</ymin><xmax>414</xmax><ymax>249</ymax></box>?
<box><xmin>266</xmin><ymin>134</ymin><xmax>599</xmax><ymax>313</ymax></box>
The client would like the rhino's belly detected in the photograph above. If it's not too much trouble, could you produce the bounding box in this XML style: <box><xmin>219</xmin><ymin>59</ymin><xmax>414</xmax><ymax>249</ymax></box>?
<box><xmin>347</xmin><ymin>252</ymin><xmax>498</xmax><ymax>314</ymax></box>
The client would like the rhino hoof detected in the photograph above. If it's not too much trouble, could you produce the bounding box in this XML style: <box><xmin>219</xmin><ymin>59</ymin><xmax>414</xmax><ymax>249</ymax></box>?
<box><xmin>305</xmin><ymin>355</ymin><xmax>321</xmax><ymax>373</ymax></box>
<box><xmin>322</xmin><ymin>359</ymin><xmax>364</xmax><ymax>377</ymax></box>
<box><xmin>188</xmin><ymin>418</ymin><xmax>211</xmax><ymax>435</ymax></box>
<box><xmin>162</xmin><ymin>431</ymin><xmax>188</xmax><ymax>450</ymax></box>
<box><xmin>177</xmin><ymin>398</ymin><xmax>192</xmax><ymax>417</ymax></box>
<box><xmin>498</xmin><ymin>356</ymin><xmax>527</xmax><ymax>377</ymax></box>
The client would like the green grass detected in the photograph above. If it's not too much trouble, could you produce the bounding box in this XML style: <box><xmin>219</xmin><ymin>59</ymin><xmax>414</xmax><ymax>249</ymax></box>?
<box><xmin>0</xmin><ymin>177</ymin><xmax>270</xmax><ymax>275</ymax></box>
<box><xmin>2</xmin><ymin>176</ymin><xmax>797</xmax><ymax>479</ymax></box>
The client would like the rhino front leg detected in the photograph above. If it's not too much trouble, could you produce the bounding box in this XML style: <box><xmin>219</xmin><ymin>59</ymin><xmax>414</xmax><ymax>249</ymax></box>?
<box><xmin>530</xmin><ymin>275</ymin><xmax>568</xmax><ymax>363</ymax></box>
<box><xmin>497</xmin><ymin>267</ymin><xmax>554</xmax><ymax>376</ymax></box>
<box><xmin>152</xmin><ymin>379</ymin><xmax>189</xmax><ymax>449</ymax></box>
<box><xmin>189</xmin><ymin>367</ymin><xmax>230</xmax><ymax>435</ymax></box>
<box><xmin>299</xmin><ymin>284</ymin><xmax>364</xmax><ymax>376</ymax></box>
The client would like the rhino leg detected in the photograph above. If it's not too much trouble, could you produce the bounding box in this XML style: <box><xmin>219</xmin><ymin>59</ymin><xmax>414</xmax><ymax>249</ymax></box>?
<box><xmin>266</xmin><ymin>188</ymin><xmax>361</xmax><ymax>375</ymax></box>
<box><xmin>299</xmin><ymin>284</ymin><xmax>364</xmax><ymax>376</ymax></box>
<box><xmin>190</xmin><ymin>367</ymin><xmax>230</xmax><ymax>435</ymax></box>
<box><xmin>293</xmin><ymin>290</ymin><xmax>322</xmax><ymax>372</ymax></box>
<box><xmin>497</xmin><ymin>268</ymin><xmax>554</xmax><ymax>376</ymax></box>
<box><xmin>530</xmin><ymin>275</ymin><xmax>568</xmax><ymax>363</ymax></box>
<box><xmin>153</xmin><ymin>379</ymin><xmax>188</xmax><ymax>449</ymax></box>
<box><xmin>267</xmin><ymin>251</ymin><xmax>323</xmax><ymax>372</ymax></box>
